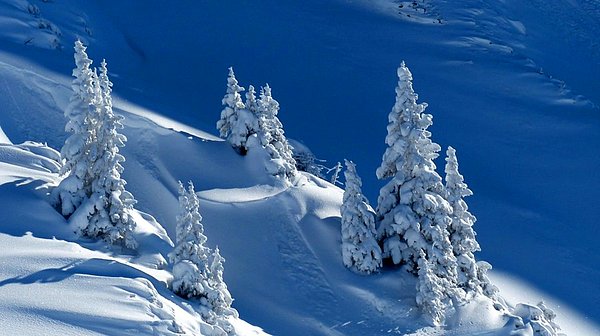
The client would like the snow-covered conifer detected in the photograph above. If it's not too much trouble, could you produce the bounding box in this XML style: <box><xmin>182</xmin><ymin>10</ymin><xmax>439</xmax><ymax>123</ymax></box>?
<box><xmin>416</xmin><ymin>250</ymin><xmax>447</xmax><ymax>326</ymax></box>
<box><xmin>53</xmin><ymin>40</ymin><xmax>96</xmax><ymax>216</ymax></box>
<box><xmin>84</xmin><ymin>60</ymin><xmax>137</xmax><ymax>249</ymax></box>
<box><xmin>445</xmin><ymin>146</ymin><xmax>500</xmax><ymax>298</ymax></box>
<box><xmin>341</xmin><ymin>160</ymin><xmax>382</xmax><ymax>274</ymax></box>
<box><xmin>217</xmin><ymin>67</ymin><xmax>245</xmax><ymax>138</ymax></box>
<box><xmin>207</xmin><ymin>247</ymin><xmax>236</xmax><ymax>317</ymax></box>
<box><xmin>169</xmin><ymin>181</ymin><xmax>212</xmax><ymax>300</ymax></box>
<box><xmin>257</xmin><ymin>84</ymin><xmax>297</xmax><ymax>181</ymax></box>
<box><xmin>375</xmin><ymin>62</ymin><xmax>456</xmax><ymax>284</ymax></box>
<box><xmin>216</xmin><ymin>68</ymin><xmax>259</xmax><ymax>155</ymax></box>
<box><xmin>444</xmin><ymin>146</ymin><xmax>481</xmax><ymax>292</ymax></box>
<box><xmin>245</xmin><ymin>85</ymin><xmax>259</xmax><ymax>114</ymax></box>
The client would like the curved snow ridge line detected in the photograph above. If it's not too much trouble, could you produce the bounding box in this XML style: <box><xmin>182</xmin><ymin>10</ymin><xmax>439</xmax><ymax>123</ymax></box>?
<box><xmin>197</xmin><ymin>185</ymin><xmax>288</xmax><ymax>204</ymax></box>
<box><xmin>0</xmin><ymin>143</ymin><xmax>60</xmax><ymax>171</ymax></box>
<box><xmin>113</xmin><ymin>97</ymin><xmax>222</xmax><ymax>142</ymax></box>
<box><xmin>0</xmin><ymin>162</ymin><xmax>57</xmax><ymax>185</ymax></box>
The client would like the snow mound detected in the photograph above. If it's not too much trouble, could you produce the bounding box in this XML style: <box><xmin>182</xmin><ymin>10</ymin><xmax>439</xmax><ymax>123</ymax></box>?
<box><xmin>0</xmin><ymin>141</ymin><xmax>60</xmax><ymax>185</ymax></box>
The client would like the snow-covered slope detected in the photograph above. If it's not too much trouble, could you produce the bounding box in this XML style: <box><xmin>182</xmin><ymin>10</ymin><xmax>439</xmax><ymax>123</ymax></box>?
<box><xmin>0</xmin><ymin>0</ymin><xmax>598</xmax><ymax>335</ymax></box>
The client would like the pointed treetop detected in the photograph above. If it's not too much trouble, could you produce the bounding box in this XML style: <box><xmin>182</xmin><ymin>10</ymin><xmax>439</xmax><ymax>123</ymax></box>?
<box><xmin>445</xmin><ymin>146</ymin><xmax>473</xmax><ymax>198</ymax></box>
<box><xmin>99</xmin><ymin>59</ymin><xmax>112</xmax><ymax>90</ymax></box>
<box><xmin>73</xmin><ymin>39</ymin><xmax>92</xmax><ymax>69</ymax></box>
<box><xmin>226</xmin><ymin>67</ymin><xmax>245</xmax><ymax>94</ymax></box>
<box><xmin>343</xmin><ymin>159</ymin><xmax>359</xmax><ymax>188</ymax></box>
<box><xmin>178</xmin><ymin>180</ymin><xmax>185</xmax><ymax>196</ymax></box>
<box><xmin>397</xmin><ymin>60</ymin><xmax>413</xmax><ymax>82</ymax></box>
<box><xmin>187</xmin><ymin>179</ymin><xmax>196</xmax><ymax>194</ymax></box>
<box><xmin>259</xmin><ymin>84</ymin><xmax>280</xmax><ymax>118</ymax></box>
<box><xmin>263</xmin><ymin>83</ymin><xmax>271</xmax><ymax>96</ymax></box>
<box><xmin>246</xmin><ymin>85</ymin><xmax>258</xmax><ymax>113</ymax></box>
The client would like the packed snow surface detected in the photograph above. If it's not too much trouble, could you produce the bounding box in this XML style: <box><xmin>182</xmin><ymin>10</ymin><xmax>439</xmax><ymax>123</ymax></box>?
<box><xmin>0</xmin><ymin>0</ymin><xmax>598</xmax><ymax>335</ymax></box>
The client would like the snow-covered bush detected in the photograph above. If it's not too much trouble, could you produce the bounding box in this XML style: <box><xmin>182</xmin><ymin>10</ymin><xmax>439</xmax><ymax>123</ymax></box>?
<box><xmin>341</xmin><ymin>159</ymin><xmax>382</xmax><ymax>274</ymax></box>
<box><xmin>216</xmin><ymin>68</ymin><xmax>259</xmax><ymax>155</ymax></box>
<box><xmin>475</xmin><ymin>260</ymin><xmax>498</xmax><ymax>299</ymax></box>
<box><xmin>291</xmin><ymin>143</ymin><xmax>324</xmax><ymax>178</ymax></box>
<box><xmin>52</xmin><ymin>40</ymin><xmax>95</xmax><ymax>216</ymax></box>
<box><xmin>511</xmin><ymin>302</ymin><xmax>564</xmax><ymax>336</ymax></box>
<box><xmin>293</xmin><ymin>150</ymin><xmax>323</xmax><ymax>177</ymax></box>
<box><xmin>256</xmin><ymin>84</ymin><xmax>297</xmax><ymax>182</ymax></box>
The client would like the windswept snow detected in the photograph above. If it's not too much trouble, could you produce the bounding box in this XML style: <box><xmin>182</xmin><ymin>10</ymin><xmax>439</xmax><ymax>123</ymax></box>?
<box><xmin>0</xmin><ymin>0</ymin><xmax>598</xmax><ymax>335</ymax></box>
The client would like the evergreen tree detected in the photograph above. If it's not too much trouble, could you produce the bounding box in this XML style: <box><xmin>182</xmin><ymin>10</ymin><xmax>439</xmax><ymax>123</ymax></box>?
<box><xmin>416</xmin><ymin>250</ymin><xmax>447</xmax><ymax>326</ymax></box>
<box><xmin>257</xmin><ymin>84</ymin><xmax>297</xmax><ymax>181</ymax></box>
<box><xmin>84</xmin><ymin>60</ymin><xmax>137</xmax><ymax>249</ymax></box>
<box><xmin>216</xmin><ymin>68</ymin><xmax>258</xmax><ymax>155</ymax></box>
<box><xmin>217</xmin><ymin>67</ymin><xmax>245</xmax><ymax>139</ymax></box>
<box><xmin>53</xmin><ymin>40</ymin><xmax>96</xmax><ymax>216</ymax></box>
<box><xmin>208</xmin><ymin>247</ymin><xmax>236</xmax><ymax>317</ymax></box>
<box><xmin>444</xmin><ymin>146</ymin><xmax>480</xmax><ymax>292</ymax></box>
<box><xmin>341</xmin><ymin>160</ymin><xmax>382</xmax><ymax>274</ymax></box>
<box><xmin>169</xmin><ymin>181</ymin><xmax>212</xmax><ymax>300</ymax></box>
<box><xmin>245</xmin><ymin>84</ymin><xmax>259</xmax><ymax>115</ymax></box>
<box><xmin>375</xmin><ymin>62</ymin><xmax>456</xmax><ymax>284</ymax></box>
<box><xmin>445</xmin><ymin>146</ymin><xmax>498</xmax><ymax>299</ymax></box>
<box><xmin>53</xmin><ymin>41</ymin><xmax>137</xmax><ymax>248</ymax></box>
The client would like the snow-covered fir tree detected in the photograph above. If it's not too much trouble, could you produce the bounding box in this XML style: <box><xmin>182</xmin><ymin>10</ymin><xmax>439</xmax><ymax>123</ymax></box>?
<box><xmin>256</xmin><ymin>84</ymin><xmax>297</xmax><ymax>181</ymax></box>
<box><xmin>169</xmin><ymin>181</ymin><xmax>212</xmax><ymax>301</ymax></box>
<box><xmin>416</xmin><ymin>250</ymin><xmax>447</xmax><ymax>326</ymax></box>
<box><xmin>53</xmin><ymin>40</ymin><xmax>96</xmax><ymax>216</ymax></box>
<box><xmin>83</xmin><ymin>60</ymin><xmax>137</xmax><ymax>249</ymax></box>
<box><xmin>217</xmin><ymin>67</ymin><xmax>245</xmax><ymax>139</ymax></box>
<box><xmin>245</xmin><ymin>84</ymin><xmax>259</xmax><ymax>115</ymax></box>
<box><xmin>216</xmin><ymin>67</ymin><xmax>258</xmax><ymax>155</ymax></box>
<box><xmin>208</xmin><ymin>247</ymin><xmax>237</xmax><ymax>317</ymax></box>
<box><xmin>341</xmin><ymin>159</ymin><xmax>382</xmax><ymax>274</ymax></box>
<box><xmin>444</xmin><ymin>146</ymin><xmax>480</xmax><ymax>292</ymax></box>
<box><xmin>53</xmin><ymin>41</ymin><xmax>137</xmax><ymax>248</ymax></box>
<box><xmin>375</xmin><ymin>62</ymin><xmax>457</xmax><ymax>286</ymax></box>
<box><xmin>445</xmin><ymin>146</ymin><xmax>498</xmax><ymax>298</ymax></box>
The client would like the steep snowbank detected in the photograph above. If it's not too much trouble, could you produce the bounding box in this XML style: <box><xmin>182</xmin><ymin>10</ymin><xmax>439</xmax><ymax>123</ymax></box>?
<box><xmin>0</xmin><ymin>0</ymin><xmax>598</xmax><ymax>335</ymax></box>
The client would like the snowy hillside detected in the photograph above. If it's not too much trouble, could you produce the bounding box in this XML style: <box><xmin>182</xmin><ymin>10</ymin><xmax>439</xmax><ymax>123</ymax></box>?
<box><xmin>0</xmin><ymin>0</ymin><xmax>599</xmax><ymax>335</ymax></box>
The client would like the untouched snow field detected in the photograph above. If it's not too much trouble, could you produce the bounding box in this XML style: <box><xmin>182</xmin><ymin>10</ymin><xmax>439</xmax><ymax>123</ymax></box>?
<box><xmin>0</xmin><ymin>0</ymin><xmax>598</xmax><ymax>335</ymax></box>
